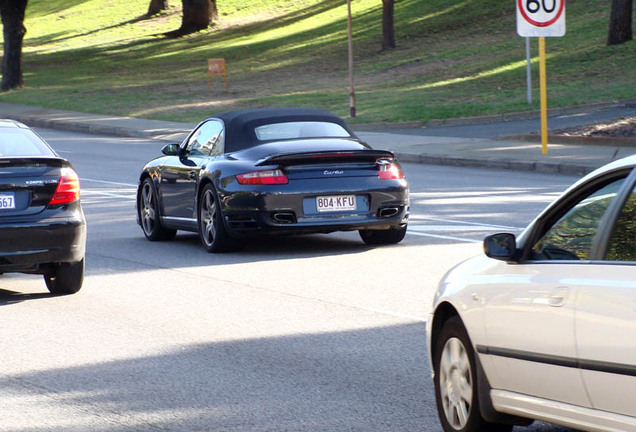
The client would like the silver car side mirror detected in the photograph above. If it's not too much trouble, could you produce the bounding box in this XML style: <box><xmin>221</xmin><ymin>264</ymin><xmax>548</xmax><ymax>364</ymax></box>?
<box><xmin>484</xmin><ymin>233</ymin><xmax>518</xmax><ymax>262</ymax></box>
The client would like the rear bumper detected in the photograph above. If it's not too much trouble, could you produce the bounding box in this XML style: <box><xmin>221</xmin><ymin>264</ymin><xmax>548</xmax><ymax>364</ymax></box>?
<box><xmin>219</xmin><ymin>180</ymin><xmax>409</xmax><ymax>236</ymax></box>
<box><xmin>224</xmin><ymin>207</ymin><xmax>409</xmax><ymax>236</ymax></box>
<box><xmin>0</xmin><ymin>208</ymin><xmax>86</xmax><ymax>273</ymax></box>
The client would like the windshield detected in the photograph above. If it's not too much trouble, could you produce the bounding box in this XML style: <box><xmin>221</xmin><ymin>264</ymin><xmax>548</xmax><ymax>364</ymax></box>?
<box><xmin>254</xmin><ymin>121</ymin><xmax>351</xmax><ymax>141</ymax></box>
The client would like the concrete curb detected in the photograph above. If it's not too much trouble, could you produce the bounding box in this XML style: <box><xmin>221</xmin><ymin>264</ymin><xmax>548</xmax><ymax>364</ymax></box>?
<box><xmin>505</xmin><ymin>134</ymin><xmax>636</xmax><ymax>147</ymax></box>
<box><xmin>394</xmin><ymin>152</ymin><xmax>592</xmax><ymax>176</ymax></box>
<box><xmin>351</xmin><ymin>98</ymin><xmax>636</xmax><ymax>131</ymax></box>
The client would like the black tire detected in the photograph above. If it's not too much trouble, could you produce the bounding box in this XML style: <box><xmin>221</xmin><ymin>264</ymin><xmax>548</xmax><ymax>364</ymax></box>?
<box><xmin>433</xmin><ymin>316</ymin><xmax>512</xmax><ymax>432</ymax></box>
<box><xmin>44</xmin><ymin>259</ymin><xmax>85</xmax><ymax>295</ymax></box>
<box><xmin>198</xmin><ymin>184</ymin><xmax>241</xmax><ymax>253</ymax></box>
<box><xmin>359</xmin><ymin>224</ymin><xmax>407</xmax><ymax>245</ymax></box>
<box><xmin>138</xmin><ymin>178</ymin><xmax>177</xmax><ymax>241</ymax></box>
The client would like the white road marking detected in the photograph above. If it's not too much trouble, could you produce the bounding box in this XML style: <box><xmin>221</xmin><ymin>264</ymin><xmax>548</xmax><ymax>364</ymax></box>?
<box><xmin>359</xmin><ymin>306</ymin><xmax>427</xmax><ymax>322</ymax></box>
<box><xmin>81</xmin><ymin>178</ymin><xmax>137</xmax><ymax>187</ymax></box>
<box><xmin>408</xmin><ymin>231</ymin><xmax>481</xmax><ymax>243</ymax></box>
<box><xmin>81</xmin><ymin>190</ymin><xmax>136</xmax><ymax>200</ymax></box>
<box><xmin>418</xmin><ymin>216</ymin><xmax>522</xmax><ymax>230</ymax></box>
<box><xmin>409</xmin><ymin>225</ymin><xmax>505</xmax><ymax>232</ymax></box>
<box><xmin>406</xmin><ymin>217</ymin><xmax>524</xmax><ymax>242</ymax></box>
<box><xmin>78</xmin><ymin>178</ymin><xmax>137</xmax><ymax>202</ymax></box>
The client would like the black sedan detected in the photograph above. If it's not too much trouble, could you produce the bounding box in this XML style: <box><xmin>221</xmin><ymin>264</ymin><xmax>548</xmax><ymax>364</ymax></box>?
<box><xmin>136</xmin><ymin>108</ymin><xmax>409</xmax><ymax>252</ymax></box>
<box><xmin>0</xmin><ymin>120</ymin><xmax>86</xmax><ymax>294</ymax></box>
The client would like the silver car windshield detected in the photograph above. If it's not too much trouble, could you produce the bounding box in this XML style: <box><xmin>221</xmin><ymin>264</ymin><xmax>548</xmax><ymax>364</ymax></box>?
<box><xmin>254</xmin><ymin>121</ymin><xmax>350</xmax><ymax>141</ymax></box>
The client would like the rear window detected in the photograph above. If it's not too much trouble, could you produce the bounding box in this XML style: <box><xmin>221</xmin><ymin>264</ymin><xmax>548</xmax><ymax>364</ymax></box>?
<box><xmin>254</xmin><ymin>121</ymin><xmax>350</xmax><ymax>141</ymax></box>
<box><xmin>0</xmin><ymin>128</ymin><xmax>56</xmax><ymax>157</ymax></box>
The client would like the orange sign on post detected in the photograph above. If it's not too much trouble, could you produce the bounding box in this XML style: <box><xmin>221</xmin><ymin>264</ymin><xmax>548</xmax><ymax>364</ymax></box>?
<box><xmin>207</xmin><ymin>58</ymin><xmax>228</xmax><ymax>91</ymax></box>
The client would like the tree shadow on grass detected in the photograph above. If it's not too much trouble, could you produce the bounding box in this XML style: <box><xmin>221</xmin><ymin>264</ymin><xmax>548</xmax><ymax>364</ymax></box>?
<box><xmin>25</xmin><ymin>14</ymin><xmax>152</xmax><ymax>47</ymax></box>
<box><xmin>26</xmin><ymin>0</ymin><xmax>93</xmax><ymax>19</ymax></box>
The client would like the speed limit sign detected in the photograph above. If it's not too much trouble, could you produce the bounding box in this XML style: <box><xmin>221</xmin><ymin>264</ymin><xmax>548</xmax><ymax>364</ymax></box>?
<box><xmin>517</xmin><ymin>0</ymin><xmax>566</xmax><ymax>37</ymax></box>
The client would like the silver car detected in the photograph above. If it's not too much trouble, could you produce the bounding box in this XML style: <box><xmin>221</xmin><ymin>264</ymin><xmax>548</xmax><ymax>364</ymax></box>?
<box><xmin>427</xmin><ymin>155</ymin><xmax>636</xmax><ymax>432</ymax></box>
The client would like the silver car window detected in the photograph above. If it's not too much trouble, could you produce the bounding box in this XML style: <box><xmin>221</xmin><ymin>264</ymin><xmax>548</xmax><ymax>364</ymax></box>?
<box><xmin>531</xmin><ymin>178</ymin><xmax>625</xmax><ymax>260</ymax></box>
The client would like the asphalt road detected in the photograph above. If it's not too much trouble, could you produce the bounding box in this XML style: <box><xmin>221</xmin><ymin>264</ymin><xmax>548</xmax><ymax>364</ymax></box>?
<box><xmin>0</xmin><ymin>128</ymin><xmax>581</xmax><ymax>432</ymax></box>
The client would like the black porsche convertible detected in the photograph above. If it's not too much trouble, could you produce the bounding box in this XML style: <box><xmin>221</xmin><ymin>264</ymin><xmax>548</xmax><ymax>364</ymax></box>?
<box><xmin>136</xmin><ymin>108</ymin><xmax>409</xmax><ymax>252</ymax></box>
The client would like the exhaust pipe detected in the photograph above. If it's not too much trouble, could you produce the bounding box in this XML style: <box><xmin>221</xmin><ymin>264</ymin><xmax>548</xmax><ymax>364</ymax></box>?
<box><xmin>273</xmin><ymin>212</ymin><xmax>296</xmax><ymax>224</ymax></box>
<box><xmin>378</xmin><ymin>207</ymin><xmax>400</xmax><ymax>218</ymax></box>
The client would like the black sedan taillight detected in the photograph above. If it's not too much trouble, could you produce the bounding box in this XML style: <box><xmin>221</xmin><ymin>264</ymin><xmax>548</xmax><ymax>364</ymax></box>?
<box><xmin>49</xmin><ymin>168</ymin><xmax>80</xmax><ymax>205</ymax></box>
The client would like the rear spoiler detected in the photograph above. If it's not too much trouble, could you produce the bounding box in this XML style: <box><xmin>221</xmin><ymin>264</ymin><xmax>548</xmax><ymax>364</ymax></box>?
<box><xmin>0</xmin><ymin>157</ymin><xmax>69</xmax><ymax>168</ymax></box>
<box><xmin>255</xmin><ymin>150</ymin><xmax>396</xmax><ymax>167</ymax></box>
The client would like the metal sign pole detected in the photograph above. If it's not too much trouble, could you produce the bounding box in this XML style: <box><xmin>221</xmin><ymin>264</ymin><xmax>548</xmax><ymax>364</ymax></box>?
<box><xmin>526</xmin><ymin>37</ymin><xmax>532</xmax><ymax>105</ymax></box>
<box><xmin>347</xmin><ymin>0</ymin><xmax>356</xmax><ymax>118</ymax></box>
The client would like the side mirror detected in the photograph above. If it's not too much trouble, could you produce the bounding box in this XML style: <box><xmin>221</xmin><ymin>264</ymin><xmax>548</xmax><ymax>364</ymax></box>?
<box><xmin>161</xmin><ymin>143</ymin><xmax>181</xmax><ymax>156</ymax></box>
<box><xmin>484</xmin><ymin>233</ymin><xmax>518</xmax><ymax>262</ymax></box>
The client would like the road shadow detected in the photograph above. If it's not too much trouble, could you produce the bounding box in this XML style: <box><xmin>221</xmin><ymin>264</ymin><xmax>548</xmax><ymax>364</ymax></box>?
<box><xmin>80</xmin><ymin>232</ymin><xmax>420</xmax><ymax>278</ymax></box>
<box><xmin>0</xmin><ymin>287</ymin><xmax>62</xmax><ymax>306</ymax></box>
<box><xmin>1</xmin><ymin>322</ymin><xmax>580</xmax><ymax>431</ymax></box>
<box><xmin>3</xmin><ymin>323</ymin><xmax>431</xmax><ymax>430</ymax></box>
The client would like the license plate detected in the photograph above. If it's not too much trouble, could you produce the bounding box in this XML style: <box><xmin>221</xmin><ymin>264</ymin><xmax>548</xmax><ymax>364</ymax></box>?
<box><xmin>316</xmin><ymin>195</ymin><xmax>356</xmax><ymax>212</ymax></box>
<box><xmin>0</xmin><ymin>193</ymin><xmax>15</xmax><ymax>209</ymax></box>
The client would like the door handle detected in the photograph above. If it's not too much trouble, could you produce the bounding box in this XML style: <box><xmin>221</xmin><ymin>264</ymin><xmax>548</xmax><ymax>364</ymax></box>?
<box><xmin>549</xmin><ymin>287</ymin><xmax>569</xmax><ymax>307</ymax></box>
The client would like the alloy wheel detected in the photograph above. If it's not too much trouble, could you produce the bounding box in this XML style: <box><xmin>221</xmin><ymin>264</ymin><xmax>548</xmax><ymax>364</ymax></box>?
<box><xmin>439</xmin><ymin>337</ymin><xmax>473</xmax><ymax>430</ymax></box>
<box><xmin>141</xmin><ymin>182</ymin><xmax>156</xmax><ymax>235</ymax></box>
<box><xmin>200</xmin><ymin>189</ymin><xmax>217</xmax><ymax>247</ymax></box>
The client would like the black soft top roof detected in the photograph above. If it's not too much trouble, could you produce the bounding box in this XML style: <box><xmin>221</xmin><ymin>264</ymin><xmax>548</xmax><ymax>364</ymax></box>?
<box><xmin>211</xmin><ymin>107</ymin><xmax>356</xmax><ymax>152</ymax></box>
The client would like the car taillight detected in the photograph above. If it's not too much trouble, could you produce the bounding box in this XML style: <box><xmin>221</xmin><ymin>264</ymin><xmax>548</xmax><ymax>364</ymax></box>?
<box><xmin>377</xmin><ymin>160</ymin><xmax>404</xmax><ymax>179</ymax></box>
<box><xmin>236</xmin><ymin>169</ymin><xmax>288</xmax><ymax>185</ymax></box>
<box><xmin>49</xmin><ymin>168</ymin><xmax>81</xmax><ymax>205</ymax></box>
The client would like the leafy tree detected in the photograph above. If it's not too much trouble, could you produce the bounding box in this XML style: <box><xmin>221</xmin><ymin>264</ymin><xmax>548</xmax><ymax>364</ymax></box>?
<box><xmin>607</xmin><ymin>0</ymin><xmax>633</xmax><ymax>45</ymax></box>
<box><xmin>166</xmin><ymin>0</ymin><xmax>218</xmax><ymax>37</ymax></box>
<box><xmin>0</xmin><ymin>0</ymin><xmax>28</xmax><ymax>91</ymax></box>
<box><xmin>381</xmin><ymin>0</ymin><xmax>395</xmax><ymax>50</ymax></box>
<box><xmin>147</xmin><ymin>0</ymin><xmax>169</xmax><ymax>17</ymax></box>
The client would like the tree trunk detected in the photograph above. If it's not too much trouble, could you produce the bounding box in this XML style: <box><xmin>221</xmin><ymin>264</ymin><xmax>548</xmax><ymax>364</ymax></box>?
<box><xmin>147</xmin><ymin>0</ymin><xmax>169</xmax><ymax>17</ymax></box>
<box><xmin>0</xmin><ymin>0</ymin><xmax>28</xmax><ymax>91</ymax></box>
<box><xmin>167</xmin><ymin>0</ymin><xmax>217</xmax><ymax>37</ymax></box>
<box><xmin>381</xmin><ymin>0</ymin><xmax>396</xmax><ymax>50</ymax></box>
<box><xmin>210</xmin><ymin>0</ymin><xmax>218</xmax><ymax>21</ymax></box>
<box><xmin>607</xmin><ymin>0</ymin><xmax>633</xmax><ymax>45</ymax></box>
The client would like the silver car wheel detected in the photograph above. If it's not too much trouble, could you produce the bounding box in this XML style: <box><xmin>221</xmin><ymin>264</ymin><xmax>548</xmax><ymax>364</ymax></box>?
<box><xmin>141</xmin><ymin>181</ymin><xmax>156</xmax><ymax>235</ymax></box>
<box><xmin>200</xmin><ymin>188</ymin><xmax>217</xmax><ymax>247</ymax></box>
<box><xmin>439</xmin><ymin>336</ymin><xmax>473</xmax><ymax>430</ymax></box>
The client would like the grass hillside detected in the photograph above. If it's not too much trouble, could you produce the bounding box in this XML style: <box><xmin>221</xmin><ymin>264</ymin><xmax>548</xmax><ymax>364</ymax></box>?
<box><xmin>0</xmin><ymin>0</ymin><xmax>634</xmax><ymax>123</ymax></box>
